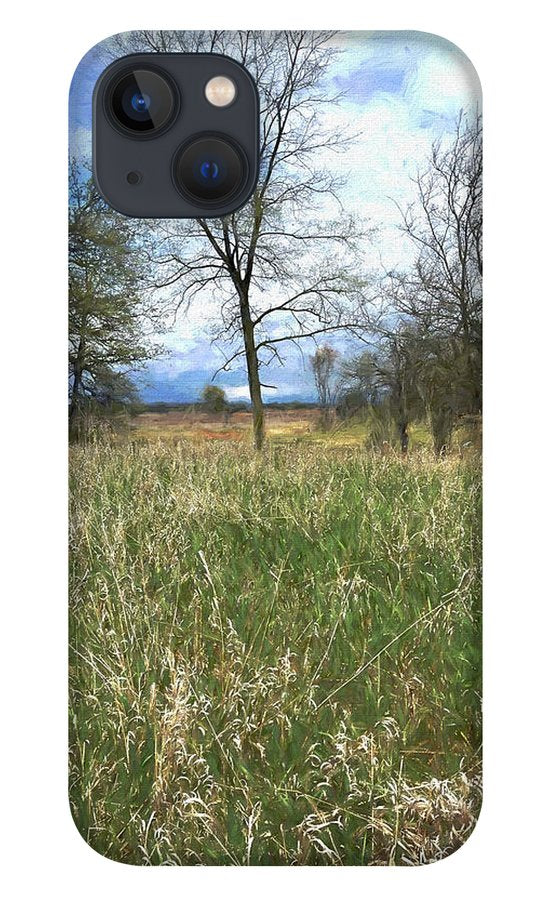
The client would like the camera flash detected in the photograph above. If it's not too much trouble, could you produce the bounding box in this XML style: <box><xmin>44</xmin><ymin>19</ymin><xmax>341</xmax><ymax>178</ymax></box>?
<box><xmin>205</xmin><ymin>76</ymin><xmax>237</xmax><ymax>108</ymax></box>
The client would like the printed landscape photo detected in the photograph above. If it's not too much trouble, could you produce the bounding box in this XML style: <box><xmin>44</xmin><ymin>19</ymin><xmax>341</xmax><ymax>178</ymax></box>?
<box><xmin>69</xmin><ymin>30</ymin><xmax>482</xmax><ymax>865</ymax></box>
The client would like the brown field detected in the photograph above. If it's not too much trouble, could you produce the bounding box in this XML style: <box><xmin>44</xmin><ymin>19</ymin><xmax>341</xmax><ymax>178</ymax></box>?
<box><xmin>129</xmin><ymin>406</ymin><xmax>333</xmax><ymax>444</ymax></box>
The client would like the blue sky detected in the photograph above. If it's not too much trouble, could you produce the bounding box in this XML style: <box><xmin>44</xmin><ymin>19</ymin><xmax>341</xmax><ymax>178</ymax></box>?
<box><xmin>70</xmin><ymin>31</ymin><xmax>480</xmax><ymax>404</ymax></box>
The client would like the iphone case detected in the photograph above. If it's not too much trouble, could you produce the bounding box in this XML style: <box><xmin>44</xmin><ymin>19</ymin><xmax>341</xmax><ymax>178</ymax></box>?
<box><xmin>69</xmin><ymin>30</ymin><xmax>482</xmax><ymax>865</ymax></box>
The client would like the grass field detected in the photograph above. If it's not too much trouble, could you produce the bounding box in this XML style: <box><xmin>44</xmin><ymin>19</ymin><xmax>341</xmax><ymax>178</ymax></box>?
<box><xmin>69</xmin><ymin>414</ymin><xmax>481</xmax><ymax>865</ymax></box>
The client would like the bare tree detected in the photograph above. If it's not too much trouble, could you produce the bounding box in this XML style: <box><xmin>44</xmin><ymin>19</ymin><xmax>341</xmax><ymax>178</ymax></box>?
<box><xmin>389</xmin><ymin>113</ymin><xmax>482</xmax><ymax>347</ymax></box>
<box><xmin>107</xmin><ymin>31</ymin><xmax>366</xmax><ymax>450</ymax></box>
<box><xmin>380</xmin><ymin>113</ymin><xmax>482</xmax><ymax>452</ymax></box>
<box><xmin>310</xmin><ymin>344</ymin><xmax>340</xmax><ymax>430</ymax></box>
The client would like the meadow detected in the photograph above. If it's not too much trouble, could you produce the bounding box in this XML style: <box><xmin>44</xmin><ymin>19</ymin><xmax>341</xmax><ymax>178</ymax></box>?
<box><xmin>69</xmin><ymin>410</ymin><xmax>482</xmax><ymax>865</ymax></box>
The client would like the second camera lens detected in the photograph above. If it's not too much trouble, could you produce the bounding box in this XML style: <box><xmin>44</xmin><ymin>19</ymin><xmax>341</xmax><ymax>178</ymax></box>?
<box><xmin>174</xmin><ymin>135</ymin><xmax>248</xmax><ymax>205</ymax></box>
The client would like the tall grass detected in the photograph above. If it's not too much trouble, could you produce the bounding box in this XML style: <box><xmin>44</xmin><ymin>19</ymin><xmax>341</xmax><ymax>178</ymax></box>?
<box><xmin>69</xmin><ymin>440</ymin><xmax>481</xmax><ymax>865</ymax></box>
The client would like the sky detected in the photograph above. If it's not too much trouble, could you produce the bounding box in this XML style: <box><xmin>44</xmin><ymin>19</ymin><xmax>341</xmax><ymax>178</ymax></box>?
<box><xmin>70</xmin><ymin>31</ymin><xmax>481</xmax><ymax>404</ymax></box>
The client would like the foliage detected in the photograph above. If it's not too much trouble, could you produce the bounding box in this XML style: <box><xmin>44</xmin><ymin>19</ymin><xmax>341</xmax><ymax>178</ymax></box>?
<box><xmin>68</xmin><ymin>165</ymin><xmax>163</xmax><ymax>441</ymax></box>
<box><xmin>335</xmin><ymin>389</ymin><xmax>369</xmax><ymax>421</ymax></box>
<box><xmin>340</xmin><ymin>336</ymin><xmax>422</xmax><ymax>453</ymax></box>
<box><xmin>363</xmin><ymin>404</ymin><xmax>401</xmax><ymax>450</ymax></box>
<box><xmin>201</xmin><ymin>384</ymin><xmax>227</xmax><ymax>413</ymax></box>
<box><xmin>69</xmin><ymin>437</ymin><xmax>481</xmax><ymax>865</ymax></box>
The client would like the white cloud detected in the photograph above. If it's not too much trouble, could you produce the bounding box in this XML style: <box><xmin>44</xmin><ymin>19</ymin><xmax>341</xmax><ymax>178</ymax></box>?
<box><xmin>225</xmin><ymin>385</ymin><xmax>252</xmax><ymax>401</ymax></box>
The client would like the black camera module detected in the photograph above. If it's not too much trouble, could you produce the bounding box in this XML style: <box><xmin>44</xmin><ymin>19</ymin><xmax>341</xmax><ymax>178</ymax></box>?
<box><xmin>107</xmin><ymin>67</ymin><xmax>178</xmax><ymax>135</ymax></box>
<box><xmin>174</xmin><ymin>135</ymin><xmax>248</xmax><ymax>204</ymax></box>
<box><xmin>94</xmin><ymin>53</ymin><xmax>259</xmax><ymax>216</ymax></box>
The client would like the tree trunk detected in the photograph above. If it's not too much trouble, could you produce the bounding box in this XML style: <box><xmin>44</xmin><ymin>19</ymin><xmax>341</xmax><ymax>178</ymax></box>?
<box><xmin>398</xmin><ymin>420</ymin><xmax>409</xmax><ymax>454</ymax></box>
<box><xmin>241</xmin><ymin>304</ymin><xmax>265</xmax><ymax>451</ymax></box>
<box><xmin>319</xmin><ymin>406</ymin><xmax>333</xmax><ymax>432</ymax></box>
<box><xmin>69</xmin><ymin>378</ymin><xmax>82</xmax><ymax>442</ymax></box>
<box><xmin>431</xmin><ymin>405</ymin><xmax>453</xmax><ymax>456</ymax></box>
<box><xmin>69</xmin><ymin>341</ymin><xmax>84</xmax><ymax>442</ymax></box>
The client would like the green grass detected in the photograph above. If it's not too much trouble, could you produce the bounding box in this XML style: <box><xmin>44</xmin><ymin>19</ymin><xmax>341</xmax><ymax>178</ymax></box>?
<box><xmin>69</xmin><ymin>438</ymin><xmax>481</xmax><ymax>865</ymax></box>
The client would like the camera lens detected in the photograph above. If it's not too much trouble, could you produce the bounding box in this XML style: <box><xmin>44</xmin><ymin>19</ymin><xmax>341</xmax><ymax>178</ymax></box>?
<box><xmin>174</xmin><ymin>135</ymin><xmax>248</xmax><ymax>204</ymax></box>
<box><xmin>130</xmin><ymin>92</ymin><xmax>150</xmax><ymax>113</ymax></box>
<box><xmin>108</xmin><ymin>68</ymin><xmax>176</xmax><ymax>134</ymax></box>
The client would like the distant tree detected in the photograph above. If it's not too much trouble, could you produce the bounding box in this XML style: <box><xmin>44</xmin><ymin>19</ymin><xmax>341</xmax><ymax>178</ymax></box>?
<box><xmin>336</xmin><ymin>388</ymin><xmax>368</xmax><ymax>421</ymax></box>
<box><xmin>336</xmin><ymin>351</ymin><xmax>377</xmax><ymax>421</ymax></box>
<box><xmin>201</xmin><ymin>384</ymin><xmax>227</xmax><ymax>414</ymax></box>
<box><xmin>310</xmin><ymin>344</ymin><xmax>340</xmax><ymax>430</ymax></box>
<box><xmin>342</xmin><ymin>331</ymin><xmax>423</xmax><ymax>453</ymax></box>
<box><xmin>107</xmin><ymin>31</ymin><xmax>366</xmax><ymax>451</ymax></box>
<box><xmin>340</xmin><ymin>351</ymin><xmax>379</xmax><ymax>404</ymax></box>
<box><xmin>68</xmin><ymin>164</ymin><xmax>162</xmax><ymax>440</ymax></box>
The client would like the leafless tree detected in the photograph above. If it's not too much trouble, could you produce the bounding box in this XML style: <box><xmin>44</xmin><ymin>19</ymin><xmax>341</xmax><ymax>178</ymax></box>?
<box><xmin>378</xmin><ymin>113</ymin><xmax>482</xmax><ymax>452</ymax></box>
<box><xmin>310</xmin><ymin>344</ymin><xmax>340</xmax><ymax>430</ymax></box>
<box><xmin>107</xmin><ymin>31</ymin><xmax>367</xmax><ymax>450</ymax></box>
<box><xmin>389</xmin><ymin>114</ymin><xmax>481</xmax><ymax>341</ymax></box>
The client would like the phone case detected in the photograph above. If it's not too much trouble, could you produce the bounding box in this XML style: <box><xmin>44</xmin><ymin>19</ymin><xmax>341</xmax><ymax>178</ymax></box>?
<box><xmin>69</xmin><ymin>30</ymin><xmax>482</xmax><ymax>865</ymax></box>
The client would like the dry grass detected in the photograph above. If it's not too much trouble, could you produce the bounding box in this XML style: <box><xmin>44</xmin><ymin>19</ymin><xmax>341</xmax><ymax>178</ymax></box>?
<box><xmin>69</xmin><ymin>431</ymin><xmax>481</xmax><ymax>865</ymax></box>
<box><xmin>127</xmin><ymin>407</ymin><xmax>322</xmax><ymax>444</ymax></box>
